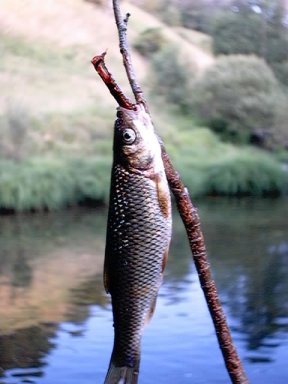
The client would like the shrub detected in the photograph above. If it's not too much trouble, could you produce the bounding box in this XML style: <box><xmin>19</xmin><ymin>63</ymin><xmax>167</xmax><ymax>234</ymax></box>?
<box><xmin>212</xmin><ymin>11</ymin><xmax>263</xmax><ymax>57</ymax></box>
<box><xmin>268</xmin><ymin>96</ymin><xmax>288</xmax><ymax>150</ymax></box>
<box><xmin>150</xmin><ymin>45</ymin><xmax>194</xmax><ymax>112</ymax></box>
<box><xmin>0</xmin><ymin>104</ymin><xmax>30</xmax><ymax>160</ymax></box>
<box><xmin>0</xmin><ymin>156</ymin><xmax>111</xmax><ymax>211</ymax></box>
<box><xmin>159</xmin><ymin>2</ymin><xmax>182</xmax><ymax>27</ymax></box>
<box><xmin>179</xmin><ymin>0</ymin><xmax>213</xmax><ymax>32</ymax></box>
<box><xmin>211</xmin><ymin>2</ymin><xmax>288</xmax><ymax>83</ymax></box>
<box><xmin>271</xmin><ymin>60</ymin><xmax>288</xmax><ymax>88</ymax></box>
<box><xmin>203</xmin><ymin>151</ymin><xmax>288</xmax><ymax>197</ymax></box>
<box><xmin>190</xmin><ymin>55</ymin><xmax>287</xmax><ymax>147</ymax></box>
<box><xmin>134</xmin><ymin>28</ymin><xmax>167</xmax><ymax>58</ymax></box>
<box><xmin>163</xmin><ymin>125</ymin><xmax>288</xmax><ymax>197</ymax></box>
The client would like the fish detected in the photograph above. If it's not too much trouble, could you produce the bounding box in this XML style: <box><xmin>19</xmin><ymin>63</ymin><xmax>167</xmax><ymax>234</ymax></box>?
<box><xmin>103</xmin><ymin>103</ymin><xmax>172</xmax><ymax>384</ymax></box>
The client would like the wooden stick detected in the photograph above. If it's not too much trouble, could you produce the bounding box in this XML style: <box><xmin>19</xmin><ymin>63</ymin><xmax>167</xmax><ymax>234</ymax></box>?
<box><xmin>112</xmin><ymin>0</ymin><xmax>146</xmax><ymax>107</ymax></box>
<box><xmin>92</xmin><ymin>1</ymin><xmax>249</xmax><ymax>382</ymax></box>
<box><xmin>161</xmin><ymin>149</ymin><xmax>249</xmax><ymax>384</ymax></box>
<box><xmin>91</xmin><ymin>52</ymin><xmax>136</xmax><ymax>110</ymax></box>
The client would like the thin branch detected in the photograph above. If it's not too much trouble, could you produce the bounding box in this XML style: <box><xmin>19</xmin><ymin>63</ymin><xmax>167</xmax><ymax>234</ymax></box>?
<box><xmin>161</xmin><ymin>150</ymin><xmax>249</xmax><ymax>384</ymax></box>
<box><xmin>112</xmin><ymin>0</ymin><xmax>146</xmax><ymax>106</ymax></box>
<box><xmin>91</xmin><ymin>52</ymin><xmax>136</xmax><ymax>110</ymax></box>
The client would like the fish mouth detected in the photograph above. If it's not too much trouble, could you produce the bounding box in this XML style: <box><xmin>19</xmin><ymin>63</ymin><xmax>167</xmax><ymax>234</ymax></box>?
<box><xmin>117</xmin><ymin>104</ymin><xmax>149</xmax><ymax>125</ymax></box>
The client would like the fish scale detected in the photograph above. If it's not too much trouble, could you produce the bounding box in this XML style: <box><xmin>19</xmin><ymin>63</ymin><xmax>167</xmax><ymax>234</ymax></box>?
<box><xmin>106</xmin><ymin>164</ymin><xmax>170</xmax><ymax>366</ymax></box>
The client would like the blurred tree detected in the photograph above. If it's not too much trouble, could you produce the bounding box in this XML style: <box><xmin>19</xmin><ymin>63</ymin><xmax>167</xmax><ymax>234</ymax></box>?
<box><xmin>150</xmin><ymin>44</ymin><xmax>194</xmax><ymax>112</ymax></box>
<box><xmin>212</xmin><ymin>0</ymin><xmax>288</xmax><ymax>84</ymax></box>
<box><xmin>133</xmin><ymin>28</ymin><xmax>167</xmax><ymax>58</ymax></box>
<box><xmin>212</xmin><ymin>10</ymin><xmax>263</xmax><ymax>56</ymax></box>
<box><xmin>130</xmin><ymin>0</ymin><xmax>232</xmax><ymax>32</ymax></box>
<box><xmin>177</xmin><ymin>0</ymin><xmax>226</xmax><ymax>32</ymax></box>
<box><xmin>190</xmin><ymin>55</ymin><xmax>288</xmax><ymax>148</ymax></box>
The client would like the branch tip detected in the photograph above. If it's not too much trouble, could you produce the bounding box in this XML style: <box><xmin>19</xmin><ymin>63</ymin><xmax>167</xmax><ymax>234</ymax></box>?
<box><xmin>112</xmin><ymin>0</ymin><xmax>145</xmax><ymax>106</ymax></box>
<box><xmin>124</xmin><ymin>12</ymin><xmax>131</xmax><ymax>25</ymax></box>
<box><xmin>91</xmin><ymin>51</ymin><xmax>107</xmax><ymax>67</ymax></box>
<box><xmin>91</xmin><ymin>51</ymin><xmax>136</xmax><ymax>110</ymax></box>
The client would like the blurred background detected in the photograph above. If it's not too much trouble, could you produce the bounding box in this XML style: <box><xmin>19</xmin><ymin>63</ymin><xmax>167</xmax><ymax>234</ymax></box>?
<box><xmin>0</xmin><ymin>0</ymin><xmax>288</xmax><ymax>383</ymax></box>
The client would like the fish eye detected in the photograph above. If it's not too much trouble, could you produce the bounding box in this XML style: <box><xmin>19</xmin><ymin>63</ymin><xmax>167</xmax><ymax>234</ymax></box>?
<box><xmin>122</xmin><ymin>128</ymin><xmax>136</xmax><ymax>145</ymax></box>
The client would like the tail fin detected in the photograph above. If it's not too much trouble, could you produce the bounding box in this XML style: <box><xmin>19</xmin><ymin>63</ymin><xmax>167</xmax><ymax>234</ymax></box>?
<box><xmin>104</xmin><ymin>360</ymin><xmax>140</xmax><ymax>384</ymax></box>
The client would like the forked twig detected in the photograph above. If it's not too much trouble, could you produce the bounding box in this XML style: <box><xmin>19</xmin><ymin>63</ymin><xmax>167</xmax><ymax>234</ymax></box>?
<box><xmin>92</xmin><ymin>1</ymin><xmax>249</xmax><ymax>383</ymax></box>
<box><xmin>91</xmin><ymin>52</ymin><xmax>136</xmax><ymax>110</ymax></box>
<box><xmin>112</xmin><ymin>0</ymin><xmax>146</xmax><ymax>107</ymax></box>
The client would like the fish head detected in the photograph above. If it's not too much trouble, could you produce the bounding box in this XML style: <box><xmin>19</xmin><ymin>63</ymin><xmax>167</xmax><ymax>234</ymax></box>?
<box><xmin>113</xmin><ymin>104</ymin><xmax>161</xmax><ymax>172</ymax></box>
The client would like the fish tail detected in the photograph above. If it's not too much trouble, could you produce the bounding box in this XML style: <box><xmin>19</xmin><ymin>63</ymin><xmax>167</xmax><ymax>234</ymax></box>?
<box><xmin>104</xmin><ymin>359</ymin><xmax>140</xmax><ymax>384</ymax></box>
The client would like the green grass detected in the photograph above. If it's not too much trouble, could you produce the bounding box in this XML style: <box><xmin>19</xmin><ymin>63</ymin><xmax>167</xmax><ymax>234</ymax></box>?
<box><xmin>1</xmin><ymin>125</ymin><xmax>287</xmax><ymax>211</ymax></box>
<box><xmin>202</xmin><ymin>150</ymin><xmax>288</xmax><ymax>196</ymax></box>
<box><xmin>0</xmin><ymin>156</ymin><xmax>111</xmax><ymax>211</ymax></box>
<box><xmin>0</xmin><ymin>32</ymin><xmax>80</xmax><ymax>69</ymax></box>
<box><xmin>156</xmin><ymin>124</ymin><xmax>288</xmax><ymax>198</ymax></box>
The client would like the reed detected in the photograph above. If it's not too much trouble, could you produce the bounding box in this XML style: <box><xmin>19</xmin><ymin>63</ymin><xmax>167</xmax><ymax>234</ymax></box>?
<box><xmin>0</xmin><ymin>129</ymin><xmax>287</xmax><ymax>212</ymax></box>
<box><xmin>202</xmin><ymin>150</ymin><xmax>287</xmax><ymax>196</ymax></box>
<box><xmin>0</xmin><ymin>156</ymin><xmax>111</xmax><ymax>211</ymax></box>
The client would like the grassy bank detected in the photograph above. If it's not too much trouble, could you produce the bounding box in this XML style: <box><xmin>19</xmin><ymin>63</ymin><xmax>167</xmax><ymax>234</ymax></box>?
<box><xmin>1</xmin><ymin>127</ymin><xmax>287</xmax><ymax>212</ymax></box>
<box><xmin>0</xmin><ymin>156</ymin><xmax>111</xmax><ymax>211</ymax></box>
<box><xmin>165</xmin><ymin>127</ymin><xmax>288</xmax><ymax>198</ymax></box>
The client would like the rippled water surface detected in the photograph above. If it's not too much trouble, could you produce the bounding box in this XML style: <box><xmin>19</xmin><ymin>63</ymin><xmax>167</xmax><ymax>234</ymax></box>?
<box><xmin>0</xmin><ymin>198</ymin><xmax>287</xmax><ymax>383</ymax></box>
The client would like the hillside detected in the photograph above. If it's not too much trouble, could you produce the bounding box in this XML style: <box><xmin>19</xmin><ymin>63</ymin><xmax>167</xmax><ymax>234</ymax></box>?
<box><xmin>0</xmin><ymin>0</ymin><xmax>286</xmax><ymax>211</ymax></box>
<box><xmin>0</xmin><ymin>0</ymin><xmax>214</xmax><ymax>115</ymax></box>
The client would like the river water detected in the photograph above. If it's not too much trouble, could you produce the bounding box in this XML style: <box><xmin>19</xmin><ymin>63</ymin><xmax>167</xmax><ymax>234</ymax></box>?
<box><xmin>0</xmin><ymin>198</ymin><xmax>287</xmax><ymax>383</ymax></box>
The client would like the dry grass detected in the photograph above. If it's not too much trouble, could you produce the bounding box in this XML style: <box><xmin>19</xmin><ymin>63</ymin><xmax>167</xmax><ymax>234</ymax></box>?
<box><xmin>124</xmin><ymin>1</ymin><xmax>214</xmax><ymax>72</ymax></box>
<box><xmin>0</xmin><ymin>0</ymin><xmax>214</xmax><ymax>115</ymax></box>
<box><xmin>0</xmin><ymin>0</ymin><xmax>146</xmax><ymax>114</ymax></box>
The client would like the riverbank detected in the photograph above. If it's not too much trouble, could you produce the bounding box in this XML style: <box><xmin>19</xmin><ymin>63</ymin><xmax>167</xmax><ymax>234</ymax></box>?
<box><xmin>0</xmin><ymin>128</ymin><xmax>287</xmax><ymax>212</ymax></box>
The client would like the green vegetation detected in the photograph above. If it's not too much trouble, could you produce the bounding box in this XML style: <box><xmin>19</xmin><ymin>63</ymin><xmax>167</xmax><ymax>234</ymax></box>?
<box><xmin>0</xmin><ymin>0</ymin><xmax>288</xmax><ymax>212</ymax></box>
<box><xmin>164</xmin><ymin>127</ymin><xmax>288</xmax><ymax>198</ymax></box>
<box><xmin>203</xmin><ymin>151</ymin><xmax>288</xmax><ymax>196</ymax></box>
<box><xmin>1</xmin><ymin>127</ymin><xmax>287</xmax><ymax>211</ymax></box>
<box><xmin>189</xmin><ymin>55</ymin><xmax>288</xmax><ymax>147</ymax></box>
<box><xmin>211</xmin><ymin>0</ymin><xmax>288</xmax><ymax>85</ymax></box>
<box><xmin>134</xmin><ymin>0</ymin><xmax>219</xmax><ymax>31</ymax></box>
<box><xmin>0</xmin><ymin>156</ymin><xmax>111</xmax><ymax>211</ymax></box>
<box><xmin>150</xmin><ymin>49</ymin><xmax>288</xmax><ymax>149</ymax></box>
<box><xmin>150</xmin><ymin>45</ymin><xmax>193</xmax><ymax>112</ymax></box>
<box><xmin>133</xmin><ymin>28</ymin><xmax>167</xmax><ymax>58</ymax></box>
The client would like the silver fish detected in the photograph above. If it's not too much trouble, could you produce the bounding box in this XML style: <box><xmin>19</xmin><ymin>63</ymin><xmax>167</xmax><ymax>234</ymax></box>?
<box><xmin>104</xmin><ymin>104</ymin><xmax>172</xmax><ymax>383</ymax></box>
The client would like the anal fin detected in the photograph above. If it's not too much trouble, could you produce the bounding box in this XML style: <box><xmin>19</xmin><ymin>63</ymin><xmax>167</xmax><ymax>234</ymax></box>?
<box><xmin>104</xmin><ymin>361</ymin><xmax>140</xmax><ymax>384</ymax></box>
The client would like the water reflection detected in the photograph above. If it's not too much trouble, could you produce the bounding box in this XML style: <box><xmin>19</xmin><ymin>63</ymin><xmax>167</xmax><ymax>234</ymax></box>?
<box><xmin>198</xmin><ymin>198</ymin><xmax>288</xmax><ymax>363</ymax></box>
<box><xmin>0</xmin><ymin>325</ymin><xmax>56</xmax><ymax>372</ymax></box>
<box><xmin>0</xmin><ymin>199</ymin><xmax>287</xmax><ymax>383</ymax></box>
